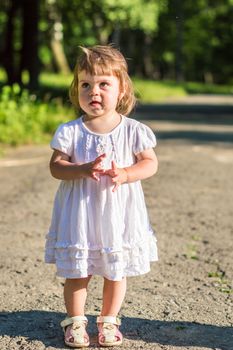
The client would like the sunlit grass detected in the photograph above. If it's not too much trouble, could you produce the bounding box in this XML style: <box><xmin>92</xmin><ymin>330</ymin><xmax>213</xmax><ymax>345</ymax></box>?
<box><xmin>181</xmin><ymin>81</ymin><xmax>233</xmax><ymax>95</ymax></box>
<box><xmin>133</xmin><ymin>78</ymin><xmax>187</xmax><ymax>102</ymax></box>
<box><xmin>133</xmin><ymin>78</ymin><xmax>233</xmax><ymax>103</ymax></box>
<box><xmin>39</xmin><ymin>71</ymin><xmax>73</xmax><ymax>88</ymax></box>
<box><xmin>40</xmin><ymin>72</ymin><xmax>233</xmax><ymax>103</ymax></box>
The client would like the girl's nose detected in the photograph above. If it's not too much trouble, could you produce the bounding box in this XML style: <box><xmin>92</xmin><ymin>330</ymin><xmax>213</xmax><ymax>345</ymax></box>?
<box><xmin>89</xmin><ymin>85</ymin><xmax>99</xmax><ymax>96</ymax></box>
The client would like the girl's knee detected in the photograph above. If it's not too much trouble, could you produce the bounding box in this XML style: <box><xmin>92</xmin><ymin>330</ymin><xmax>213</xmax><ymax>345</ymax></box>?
<box><xmin>65</xmin><ymin>275</ymin><xmax>92</xmax><ymax>285</ymax></box>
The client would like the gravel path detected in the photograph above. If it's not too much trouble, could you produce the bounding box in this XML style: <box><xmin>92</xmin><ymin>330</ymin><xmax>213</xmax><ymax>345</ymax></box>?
<box><xmin>0</xmin><ymin>117</ymin><xmax>232</xmax><ymax>350</ymax></box>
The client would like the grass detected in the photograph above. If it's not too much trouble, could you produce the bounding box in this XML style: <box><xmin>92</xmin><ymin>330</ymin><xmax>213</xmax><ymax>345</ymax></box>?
<box><xmin>40</xmin><ymin>72</ymin><xmax>188</xmax><ymax>103</ymax></box>
<box><xmin>40</xmin><ymin>71</ymin><xmax>73</xmax><ymax>89</ymax></box>
<box><xmin>133</xmin><ymin>78</ymin><xmax>187</xmax><ymax>102</ymax></box>
<box><xmin>40</xmin><ymin>71</ymin><xmax>233</xmax><ymax>103</ymax></box>
<box><xmin>180</xmin><ymin>81</ymin><xmax>233</xmax><ymax>96</ymax></box>
<box><xmin>40</xmin><ymin>72</ymin><xmax>233</xmax><ymax>103</ymax></box>
<box><xmin>208</xmin><ymin>269</ymin><xmax>232</xmax><ymax>294</ymax></box>
<box><xmin>184</xmin><ymin>243</ymin><xmax>199</xmax><ymax>260</ymax></box>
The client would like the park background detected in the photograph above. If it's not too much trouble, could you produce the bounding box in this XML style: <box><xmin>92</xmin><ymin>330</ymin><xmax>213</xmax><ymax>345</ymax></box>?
<box><xmin>0</xmin><ymin>0</ymin><xmax>233</xmax><ymax>145</ymax></box>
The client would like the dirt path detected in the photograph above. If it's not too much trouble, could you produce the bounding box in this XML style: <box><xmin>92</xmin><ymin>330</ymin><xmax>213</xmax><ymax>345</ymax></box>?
<box><xmin>0</xmin><ymin>118</ymin><xmax>233</xmax><ymax>350</ymax></box>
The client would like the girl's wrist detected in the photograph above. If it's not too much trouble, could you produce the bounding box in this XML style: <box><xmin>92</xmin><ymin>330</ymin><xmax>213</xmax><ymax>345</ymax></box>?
<box><xmin>123</xmin><ymin>168</ymin><xmax>129</xmax><ymax>183</ymax></box>
<box><xmin>81</xmin><ymin>163</ymin><xmax>94</xmax><ymax>179</ymax></box>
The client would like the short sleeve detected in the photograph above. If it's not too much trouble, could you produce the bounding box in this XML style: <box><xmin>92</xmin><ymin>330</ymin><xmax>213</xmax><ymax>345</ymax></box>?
<box><xmin>133</xmin><ymin>122</ymin><xmax>157</xmax><ymax>154</ymax></box>
<box><xmin>50</xmin><ymin>123</ymin><xmax>74</xmax><ymax>156</ymax></box>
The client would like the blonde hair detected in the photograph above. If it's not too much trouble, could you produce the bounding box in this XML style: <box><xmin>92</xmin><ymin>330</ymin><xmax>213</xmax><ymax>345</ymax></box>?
<box><xmin>69</xmin><ymin>45</ymin><xmax>137</xmax><ymax>116</ymax></box>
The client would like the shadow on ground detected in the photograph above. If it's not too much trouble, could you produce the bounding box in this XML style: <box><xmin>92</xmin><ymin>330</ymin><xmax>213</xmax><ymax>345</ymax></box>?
<box><xmin>132</xmin><ymin>105</ymin><xmax>233</xmax><ymax>143</ymax></box>
<box><xmin>134</xmin><ymin>103</ymin><xmax>233</xmax><ymax>125</ymax></box>
<box><xmin>155</xmin><ymin>130</ymin><xmax>233</xmax><ymax>143</ymax></box>
<box><xmin>1</xmin><ymin>311</ymin><xmax>232</xmax><ymax>349</ymax></box>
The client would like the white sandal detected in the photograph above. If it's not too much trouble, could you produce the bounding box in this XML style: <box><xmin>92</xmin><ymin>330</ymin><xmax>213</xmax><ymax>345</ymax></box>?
<box><xmin>60</xmin><ymin>316</ymin><xmax>89</xmax><ymax>348</ymax></box>
<box><xmin>97</xmin><ymin>316</ymin><xmax>123</xmax><ymax>347</ymax></box>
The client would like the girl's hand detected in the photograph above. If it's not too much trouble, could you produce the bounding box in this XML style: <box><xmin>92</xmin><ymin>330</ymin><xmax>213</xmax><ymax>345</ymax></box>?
<box><xmin>83</xmin><ymin>153</ymin><xmax>106</xmax><ymax>181</ymax></box>
<box><xmin>50</xmin><ymin>150</ymin><xmax>106</xmax><ymax>181</ymax></box>
<box><xmin>105</xmin><ymin>160</ymin><xmax>128</xmax><ymax>192</ymax></box>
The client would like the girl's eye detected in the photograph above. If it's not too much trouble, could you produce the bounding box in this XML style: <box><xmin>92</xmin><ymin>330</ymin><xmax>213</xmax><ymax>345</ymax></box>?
<box><xmin>81</xmin><ymin>82</ymin><xmax>89</xmax><ymax>88</ymax></box>
<box><xmin>100</xmin><ymin>82</ymin><xmax>109</xmax><ymax>88</ymax></box>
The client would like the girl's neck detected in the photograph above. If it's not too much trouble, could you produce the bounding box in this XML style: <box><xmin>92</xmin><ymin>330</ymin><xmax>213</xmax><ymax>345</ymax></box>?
<box><xmin>83</xmin><ymin>112</ymin><xmax>122</xmax><ymax>134</ymax></box>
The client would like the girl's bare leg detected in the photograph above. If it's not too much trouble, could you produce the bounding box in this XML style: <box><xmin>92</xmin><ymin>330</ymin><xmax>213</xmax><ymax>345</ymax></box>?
<box><xmin>101</xmin><ymin>277</ymin><xmax>127</xmax><ymax>316</ymax></box>
<box><xmin>64</xmin><ymin>276</ymin><xmax>92</xmax><ymax>316</ymax></box>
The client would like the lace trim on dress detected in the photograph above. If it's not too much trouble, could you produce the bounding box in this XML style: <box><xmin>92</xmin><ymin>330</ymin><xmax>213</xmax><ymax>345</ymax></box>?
<box><xmin>45</xmin><ymin>235</ymin><xmax>158</xmax><ymax>280</ymax></box>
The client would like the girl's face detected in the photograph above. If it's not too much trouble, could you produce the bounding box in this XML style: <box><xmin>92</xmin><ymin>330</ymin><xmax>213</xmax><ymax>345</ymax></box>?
<box><xmin>78</xmin><ymin>71</ymin><xmax>124</xmax><ymax>119</ymax></box>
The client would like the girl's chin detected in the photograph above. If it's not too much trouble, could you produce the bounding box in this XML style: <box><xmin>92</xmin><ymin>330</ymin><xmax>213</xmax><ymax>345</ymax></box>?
<box><xmin>86</xmin><ymin>105</ymin><xmax>104</xmax><ymax>113</ymax></box>
<box><xmin>83</xmin><ymin>111</ymin><xmax>105</xmax><ymax>119</ymax></box>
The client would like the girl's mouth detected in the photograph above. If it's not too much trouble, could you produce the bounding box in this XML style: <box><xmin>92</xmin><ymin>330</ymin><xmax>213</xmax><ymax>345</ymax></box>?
<box><xmin>90</xmin><ymin>101</ymin><xmax>102</xmax><ymax>108</ymax></box>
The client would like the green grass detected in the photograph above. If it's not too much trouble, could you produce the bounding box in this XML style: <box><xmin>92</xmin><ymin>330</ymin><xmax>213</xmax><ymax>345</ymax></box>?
<box><xmin>208</xmin><ymin>269</ymin><xmax>232</xmax><ymax>294</ymax></box>
<box><xmin>133</xmin><ymin>78</ymin><xmax>187</xmax><ymax>102</ymax></box>
<box><xmin>40</xmin><ymin>71</ymin><xmax>73</xmax><ymax>89</ymax></box>
<box><xmin>40</xmin><ymin>72</ymin><xmax>233</xmax><ymax>103</ymax></box>
<box><xmin>39</xmin><ymin>73</ymin><xmax>188</xmax><ymax>102</ymax></box>
<box><xmin>133</xmin><ymin>78</ymin><xmax>233</xmax><ymax>103</ymax></box>
<box><xmin>180</xmin><ymin>81</ymin><xmax>233</xmax><ymax>95</ymax></box>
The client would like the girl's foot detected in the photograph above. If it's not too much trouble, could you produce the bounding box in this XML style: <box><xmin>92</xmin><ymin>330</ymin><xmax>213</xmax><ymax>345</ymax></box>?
<box><xmin>97</xmin><ymin>316</ymin><xmax>123</xmax><ymax>347</ymax></box>
<box><xmin>61</xmin><ymin>316</ymin><xmax>90</xmax><ymax>348</ymax></box>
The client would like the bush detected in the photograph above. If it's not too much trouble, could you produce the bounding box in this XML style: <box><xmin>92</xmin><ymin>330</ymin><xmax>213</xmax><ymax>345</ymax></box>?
<box><xmin>0</xmin><ymin>84</ymin><xmax>74</xmax><ymax>145</ymax></box>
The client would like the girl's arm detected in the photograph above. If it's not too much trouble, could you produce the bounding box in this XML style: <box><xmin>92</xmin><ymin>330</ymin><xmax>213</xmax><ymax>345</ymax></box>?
<box><xmin>50</xmin><ymin>149</ymin><xmax>106</xmax><ymax>181</ymax></box>
<box><xmin>125</xmin><ymin>148</ymin><xmax>158</xmax><ymax>182</ymax></box>
<box><xmin>105</xmin><ymin>148</ymin><xmax>158</xmax><ymax>192</ymax></box>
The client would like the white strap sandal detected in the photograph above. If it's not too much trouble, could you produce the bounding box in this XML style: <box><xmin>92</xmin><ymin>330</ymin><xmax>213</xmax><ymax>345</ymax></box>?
<box><xmin>97</xmin><ymin>316</ymin><xmax>123</xmax><ymax>347</ymax></box>
<box><xmin>60</xmin><ymin>316</ymin><xmax>89</xmax><ymax>348</ymax></box>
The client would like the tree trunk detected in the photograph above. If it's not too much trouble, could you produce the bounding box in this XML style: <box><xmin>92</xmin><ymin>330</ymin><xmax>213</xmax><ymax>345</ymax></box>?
<box><xmin>50</xmin><ymin>23</ymin><xmax>71</xmax><ymax>74</ymax></box>
<box><xmin>204</xmin><ymin>71</ymin><xmax>214</xmax><ymax>84</ymax></box>
<box><xmin>111</xmin><ymin>23</ymin><xmax>121</xmax><ymax>47</ymax></box>
<box><xmin>47</xmin><ymin>0</ymin><xmax>71</xmax><ymax>74</ymax></box>
<box><xmin>143</xmin><ymin>34</ymin><xmax>154</xmax><ymax>78</ymax></box>
<box><xmin>21</xmin><ymin>0</ymin><xmax>39</xmax><ymax>90</ymax></box>
<box><xmin>175</xmin><ymin>0</ymin><xmax>184</xmax><ymax>82</ymax></box>
<box><xmin>3</xmin><ymin>0</ymin><xmax>39</xmax><ymax>89</ymax></box>
<box><xmin>92</xmin><ymin>12</ymin><xmax>109</xmax><ymax>45</ymax></box>
<box><xmin>3</xmin><ymin>0</ymin><xmax>21</xmax><ymax>85</ymax></box>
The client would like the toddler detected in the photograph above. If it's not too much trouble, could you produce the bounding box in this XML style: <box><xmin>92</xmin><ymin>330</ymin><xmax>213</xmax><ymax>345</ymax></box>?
<box><xmin>45</xmin><ymin>45</ymin><xmax>158</xmax><ymax>347</ymax></box>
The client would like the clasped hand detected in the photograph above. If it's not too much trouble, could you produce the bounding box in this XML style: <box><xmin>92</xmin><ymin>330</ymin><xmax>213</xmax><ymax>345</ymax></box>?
<box><xmin>86</xmin><ymin>154</ymin><xmax>128</xmax><ymax>192</ymax></box>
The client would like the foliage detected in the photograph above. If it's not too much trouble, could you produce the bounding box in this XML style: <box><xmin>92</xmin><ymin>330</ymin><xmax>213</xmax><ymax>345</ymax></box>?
<box><xmin>155</xmin><ymin>0</ymin><xmax>233</xmax><ymax>83</ymax></box>
<box><xmin>0</xmin><ymin>84</ymin><xmax>73</xmax><ymax>145</ymax></box>
<box><xmin>1</xmin><ymin>0</ymin><xmax>233</xmax><ymax>84</ymax></box>
<box><xmin>101</xmin><ymin>0</ymin><xmax>164</xmax><ymax>33</ymax></box>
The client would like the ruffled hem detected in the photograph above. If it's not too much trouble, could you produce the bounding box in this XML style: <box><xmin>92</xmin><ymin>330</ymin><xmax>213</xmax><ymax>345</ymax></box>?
<box><xmin>45</xmin><ymin>235</ymin><xmax>158</xmax><ymax>281</ymax></box>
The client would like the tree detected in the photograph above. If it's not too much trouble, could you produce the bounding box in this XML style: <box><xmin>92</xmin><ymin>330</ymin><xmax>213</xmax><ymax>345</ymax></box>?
<box><xmin>1</xmin><ymin>0</ymin><xmax>39</xmax><ymax>89</ymax></box>
<box><xmin>46</xmin><ymin>0</ymin><xmax>71</xmax><ymax>74</ymax></box>
<box><xmin>153</xmin><ymin>0</ymin><xmax>233</xmax><ymax>83</ymax></box>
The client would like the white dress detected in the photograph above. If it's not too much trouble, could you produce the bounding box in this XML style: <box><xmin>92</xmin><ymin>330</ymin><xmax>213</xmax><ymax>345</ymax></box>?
<box><xmin>45</xmin><ymin>115</ymin><xmax>158</xmax><ymax>281</ymax></box>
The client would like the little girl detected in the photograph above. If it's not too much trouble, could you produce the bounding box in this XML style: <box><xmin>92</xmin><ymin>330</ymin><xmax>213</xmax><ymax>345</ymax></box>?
<box><xmin>45</xmin><ymin>45</ymin><xmax>158</xmax><ymax>348</ymax></box>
